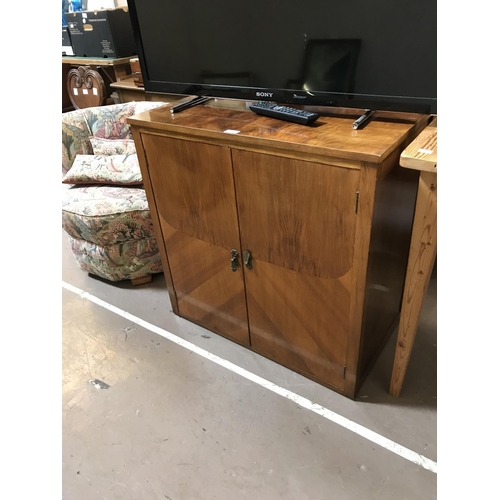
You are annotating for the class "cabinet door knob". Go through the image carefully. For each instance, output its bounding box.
[230,249,239,272]
[243,250,253,269]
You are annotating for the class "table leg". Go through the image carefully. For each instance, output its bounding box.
[389,171,437,397]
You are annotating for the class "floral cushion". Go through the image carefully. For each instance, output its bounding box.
[62,107,94,174]
[62,154,142,186]
[62,185,155,246]
[62,101,166,174]
[85,102,139,140]
[90,137,136,155]
[68,235,163,282]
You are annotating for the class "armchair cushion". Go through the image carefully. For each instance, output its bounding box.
[89,137,136,155]
[62,153,142,186]
[67,235,162,283]
[85,103,140,140]
[62,101,165,174]
[62,185,155,246]
[62,108,94,174]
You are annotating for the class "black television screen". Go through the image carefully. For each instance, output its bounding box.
[128,0,437,114]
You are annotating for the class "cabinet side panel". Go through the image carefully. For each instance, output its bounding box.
[358,163,419,383]
[343,165,377,397]
[131,126,179,313]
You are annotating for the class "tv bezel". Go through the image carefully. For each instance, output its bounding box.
[127,0,435,115]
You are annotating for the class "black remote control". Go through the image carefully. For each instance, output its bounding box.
[249,101,320,125]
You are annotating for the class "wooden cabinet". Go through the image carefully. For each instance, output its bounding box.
[129,100,428,398]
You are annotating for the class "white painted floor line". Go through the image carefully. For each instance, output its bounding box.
[62,281,437,474]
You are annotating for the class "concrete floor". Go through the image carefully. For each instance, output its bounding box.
[62,231,437,500]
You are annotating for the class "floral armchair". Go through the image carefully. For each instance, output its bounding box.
[62,101,166,284]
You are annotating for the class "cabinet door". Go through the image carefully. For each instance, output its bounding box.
[233,150,360,390]
[141,134,250,346]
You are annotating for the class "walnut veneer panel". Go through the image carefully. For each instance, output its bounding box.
[129,103,423,164]
[142,134,240,250]
[163,225,249,344]
[141,134,250,346]
[233,151,359,390]
[245,261,351,391]
[233,150,360,279]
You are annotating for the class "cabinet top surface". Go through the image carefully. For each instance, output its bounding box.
[128,99,428,164]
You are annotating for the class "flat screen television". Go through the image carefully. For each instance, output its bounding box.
[127,0,437,114]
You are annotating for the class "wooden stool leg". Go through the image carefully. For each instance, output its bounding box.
[131,275,153,286]
[389,171,437,397]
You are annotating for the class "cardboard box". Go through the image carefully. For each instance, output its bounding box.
[65,7,136,58]
[62,26,74,56]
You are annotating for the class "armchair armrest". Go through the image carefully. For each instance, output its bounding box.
[62,108,93,175]
[62,101,167,175]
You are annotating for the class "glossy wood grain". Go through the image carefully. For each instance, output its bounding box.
[162,224,250,344]
[141,134,250,346]
[343,164,378,397]
[128,102,429,165]
[233,150,360,278]
[131,127,179,314]
[130,99,426,399]
[233,151,359,390]
[344,126,427,396]
[143,135,241,250]
[358,162,420,390]
[245,261,351,390]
